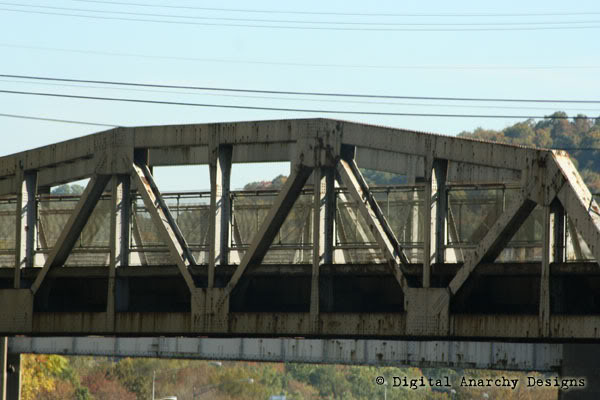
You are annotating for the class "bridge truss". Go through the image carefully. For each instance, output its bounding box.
[0,118,599,340]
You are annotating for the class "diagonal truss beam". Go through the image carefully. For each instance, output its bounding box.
[132,163,196,292]
[337,157,410,291]
[449,190,537,295]
[553,154,600,265]
[30,174,111,294]
[218,164,314,308]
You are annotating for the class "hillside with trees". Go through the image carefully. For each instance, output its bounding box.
[459,112,600,191]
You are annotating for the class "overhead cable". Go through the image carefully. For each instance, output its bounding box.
[1,73,599,104]
[3,43,599,71]
[2,7,600,31]
[2,77,599,112]
[72,0,600,18]
[0,112,119,127]
[3,2,600,26]
[0,88,595,119]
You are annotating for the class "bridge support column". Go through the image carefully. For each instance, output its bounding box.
[559,344,600,399]
[0,338,20,400]
[1,337,5,400]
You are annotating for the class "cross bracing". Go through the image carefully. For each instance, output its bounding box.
[0,118,599,339]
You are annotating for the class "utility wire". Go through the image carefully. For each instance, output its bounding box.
[72,0,600,18]
[4,2,600,26]
[2,73,599,104]
[2,7,600,31]
[3,43,599,71]
[2,78,599,113]
[0,88,594,119]
[0,112,119,127]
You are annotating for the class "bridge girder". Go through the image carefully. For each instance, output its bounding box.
[0,118,599,340]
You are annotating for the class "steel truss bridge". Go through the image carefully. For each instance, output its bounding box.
[1,118,600,398]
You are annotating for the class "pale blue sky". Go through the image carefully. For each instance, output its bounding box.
[1,0,599,190]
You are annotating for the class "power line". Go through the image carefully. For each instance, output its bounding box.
[0,88,594,119]
[72,0,600,18]
[2,73,600,104]
[2,7,600,31]
[4,2,600,26]
[2,77,599,113]
[0,112,119,127]
[3,43,599,71]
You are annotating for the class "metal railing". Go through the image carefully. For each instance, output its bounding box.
[0,185,597,266]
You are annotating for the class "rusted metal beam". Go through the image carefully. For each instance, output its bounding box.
[14,171,37,288]
[107,175,130,329]
[30,174,111,295]
[552,199,566,262]
[449,190,537,296]
[208,145,232,289]
[218,163,314,309]
[553,153,600,265]
[434,160,448,265]
[8,336,564,372]
[337,155,409,291]
[132,163,196,292]
[540,205,551,337]
[13,310,600,339]
[0,337,6,400]
[311,168,324,330]
[342,120,539,171]
[133,162,196,266]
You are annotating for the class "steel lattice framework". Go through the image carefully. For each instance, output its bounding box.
[0,118,599,339]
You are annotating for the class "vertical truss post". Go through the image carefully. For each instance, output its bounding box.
[107,175,131,329]
[551,199,566,262]
[434,160,448,265]
[423,173,432,287]
[14,170,37,288]
[410,188,420,263]
[310,167,336,327]
[424,159,448,288]
[423,160,433,287]
[322,168,335,265]
[311,167,324,329]
[540,204,551,337]
[209,145,232,289]
[322,168,335,311]
[30,174,111,295]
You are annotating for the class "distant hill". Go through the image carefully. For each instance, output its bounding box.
[459,112,600,191]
